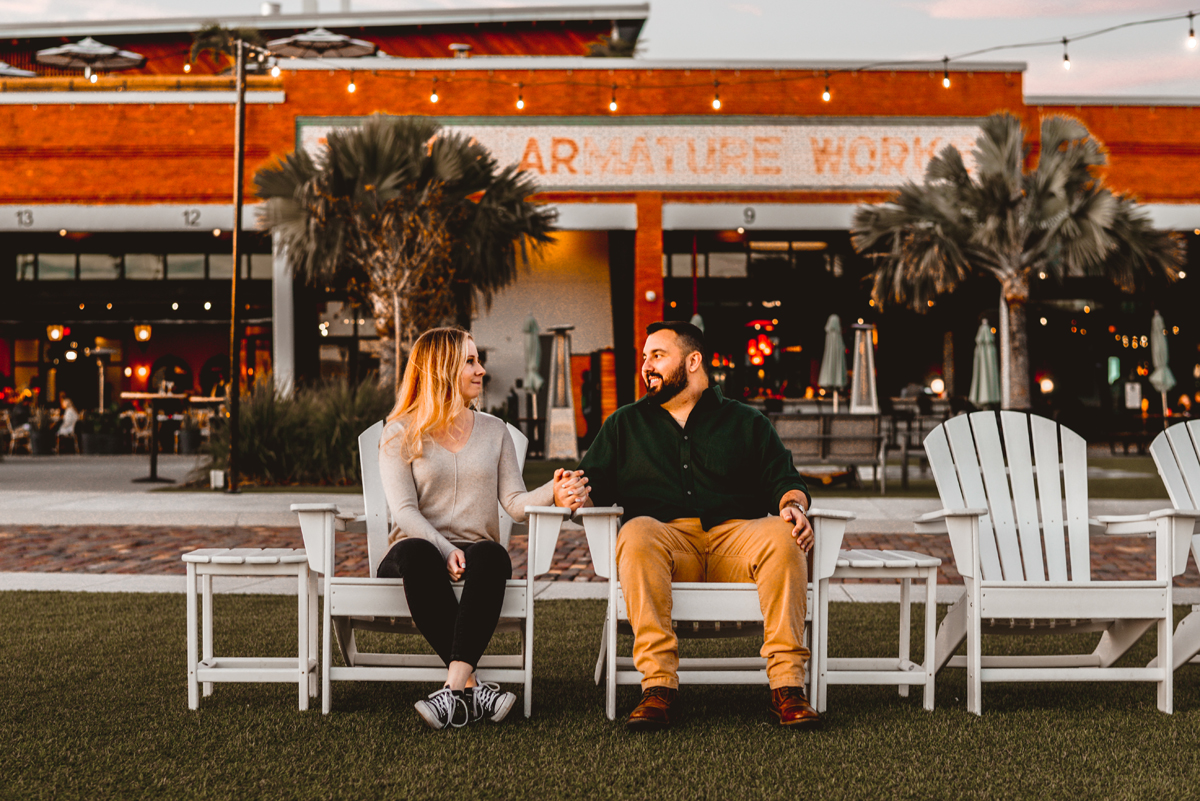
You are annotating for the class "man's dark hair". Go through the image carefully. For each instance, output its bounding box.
[646,321,709,374]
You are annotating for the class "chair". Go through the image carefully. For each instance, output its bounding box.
[918,410,1195,714]
[1145,421,1200,671]
[130,411,152,454]
[579,505,854,720]
[292,416,570,716]
[2,411,29,455]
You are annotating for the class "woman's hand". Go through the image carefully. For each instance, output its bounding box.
[553,468,590,511]
[446,549,466,581]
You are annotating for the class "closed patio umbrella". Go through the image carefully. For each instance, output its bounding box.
[818,314,847,411]
[1150,310,1176,416]
[968,319,1001,407]
[36,37,146,80]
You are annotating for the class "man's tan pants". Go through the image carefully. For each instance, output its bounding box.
[615,515,809,691]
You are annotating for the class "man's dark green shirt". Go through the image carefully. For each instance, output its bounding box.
[578,385,809,529]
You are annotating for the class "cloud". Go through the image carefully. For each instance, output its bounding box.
[729,3,763,15]
[911,0,1181,19]
[1025,50,1200,93]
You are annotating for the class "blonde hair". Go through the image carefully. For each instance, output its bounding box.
[384,327,477,461]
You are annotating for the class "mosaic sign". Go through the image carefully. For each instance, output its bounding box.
[298,118,980,191]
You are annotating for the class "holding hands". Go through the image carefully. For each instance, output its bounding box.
[553,468,591,511]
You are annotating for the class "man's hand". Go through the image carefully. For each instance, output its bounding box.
[781,505,813,552]
[553,468,590,511]
[446,549,466,581]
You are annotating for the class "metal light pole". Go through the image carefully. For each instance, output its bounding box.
[227,39,248,494]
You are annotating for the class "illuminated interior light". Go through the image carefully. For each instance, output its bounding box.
[930,378,945,395]
[1040,317,1048,326]
[822,85,830,102]
[1040,378,1054,394]
[204,301,212,310]
[136,366,148,379]
[59,229,67,237]
[347,72,356,93]
[172,302,179,310]
[183,63,191,73]
[124,367,132,378]
[89,73,98,84]
[65,351,77,361]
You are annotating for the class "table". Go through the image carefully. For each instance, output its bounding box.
[183,547,318,710]
[119,391,189,482]
[817,549,942,712]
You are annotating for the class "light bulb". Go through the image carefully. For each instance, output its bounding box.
[183,63,191,73]
[1063,55,1071,70]
[712,96,721,110]
[516,96,524,110]
[271,65,281,78]
[89,73,98,84]
[430,91,439,103]
[609,99,617,112]
[943,76,950,88]
[347,81,356,93]
[1190,32,1198,49]
[942,57,950,89]
[822,87,830,102]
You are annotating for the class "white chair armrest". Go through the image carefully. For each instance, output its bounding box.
[291,504,343,574]
[576,506,625,581]
[917,507,989,522]
[525,506,572,577]
[810,509,854,581]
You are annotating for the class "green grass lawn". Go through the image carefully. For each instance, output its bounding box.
[6,592,1200,799]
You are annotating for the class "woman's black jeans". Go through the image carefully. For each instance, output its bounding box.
[376,538,513,670]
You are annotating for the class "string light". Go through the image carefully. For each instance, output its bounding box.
[942,56,950,88]
[183,63,191,73]
[1189,12,1197,49]
[347,70,356,93]
[89,73,98,84]
[712,79,721,110]
[270,64,281,78]
[822,71,830,102]
[1062,37,1071,70]
[516,82,524,110]
[430,76,439,103]
[609,83,618,112]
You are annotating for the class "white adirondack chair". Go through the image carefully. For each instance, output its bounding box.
[1146,420,1200,670]
[919,411,1195,714]
[292,416,570,716]
[578,506,854,720]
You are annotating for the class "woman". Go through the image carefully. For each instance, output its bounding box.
[378,327,585,730]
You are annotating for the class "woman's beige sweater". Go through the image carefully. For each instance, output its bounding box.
[378,411,555,562]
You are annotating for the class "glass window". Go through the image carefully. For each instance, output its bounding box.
[670,253,704,278]
[79,254,122,280]
[16,254,35,281]
[125,254,164,280]
[248,254,273,280]
[208,254,232,280]
[167,254,205,280]
[707,252,747,278]
[38,254,76,280]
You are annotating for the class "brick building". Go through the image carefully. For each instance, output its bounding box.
[1,3,1197,435]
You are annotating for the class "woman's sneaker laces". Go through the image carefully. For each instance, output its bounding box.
[414,686,469,730]
[466,682,517,723]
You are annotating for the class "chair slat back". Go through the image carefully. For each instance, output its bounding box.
[773,415,823,459]
[926,414,1004,580]
[500,422,530,549]
[1030,414,1069,581]
[358,421,389,578]
[1059,423,1091,581]
[998,412,1046,581]
[968,412,1025,581]
[1149,421,1200,511]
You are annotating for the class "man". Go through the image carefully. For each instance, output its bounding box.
[556,321,815,732]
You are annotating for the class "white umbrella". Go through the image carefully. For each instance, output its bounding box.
[0,61,36,78]
[1150,310,1176,416]
[267,28,377,59]
[523,315,544,395]
[36,37,146,80]
[818,314,847,412]
[969,319,1001,407]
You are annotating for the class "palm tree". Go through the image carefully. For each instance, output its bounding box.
[852,113,1182,409]
[255,114,557,389]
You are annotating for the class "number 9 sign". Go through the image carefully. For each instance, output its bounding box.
[743,207,756,225]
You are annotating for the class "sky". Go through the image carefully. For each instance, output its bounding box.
[3,0,1198,96]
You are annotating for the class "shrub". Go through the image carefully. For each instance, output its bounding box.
[200,377,393,486]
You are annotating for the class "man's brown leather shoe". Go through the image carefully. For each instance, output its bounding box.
[770,686,820,728]
[626,686,677,732]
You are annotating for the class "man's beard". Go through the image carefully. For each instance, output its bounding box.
[644,362,689,404]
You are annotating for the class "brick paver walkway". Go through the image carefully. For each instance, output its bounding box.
[1,525,1193,586]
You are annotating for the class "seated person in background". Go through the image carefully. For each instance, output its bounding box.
[564,321,816,732]
[57,397,80,451]
[377,327,582,730]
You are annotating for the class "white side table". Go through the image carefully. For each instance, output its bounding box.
[183,547,318,710]
[817,549,942,712]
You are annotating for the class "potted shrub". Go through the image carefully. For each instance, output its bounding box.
[77,411,97,454]
[29,407,54,455]
[93,409,121,454]
[179,411,202,455]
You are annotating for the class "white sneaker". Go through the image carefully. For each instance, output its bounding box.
[414,687,469,730]
[466,681,517,723]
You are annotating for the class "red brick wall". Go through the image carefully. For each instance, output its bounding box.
[633,192,663,399]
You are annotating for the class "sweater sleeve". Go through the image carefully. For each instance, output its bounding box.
[378,424,460,562]
[497,426,555,522]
